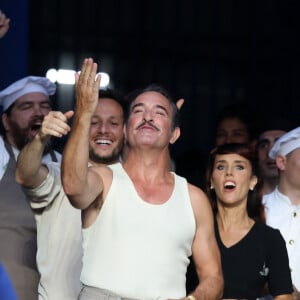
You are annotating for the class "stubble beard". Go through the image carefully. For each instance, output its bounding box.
[89,142,123,165]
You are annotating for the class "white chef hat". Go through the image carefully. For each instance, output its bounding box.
[0,76,56,112]
[269,126,300,159]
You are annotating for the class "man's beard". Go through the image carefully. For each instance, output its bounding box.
[89,143,123,165]
[8,120,52,154]
[10,127,29,150]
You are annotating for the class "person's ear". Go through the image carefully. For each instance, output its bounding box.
[250,175,258,191]
[170,127,180,144]
[2,113,9,131]
[123,124,127,141]
[250,139,257,152]
[276,155,286,171]
[176,98,184,110]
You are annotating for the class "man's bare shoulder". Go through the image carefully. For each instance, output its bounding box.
[187,182,209,202]
[88,164,112,175]
[88,163,115,189]
[187,182,213,222]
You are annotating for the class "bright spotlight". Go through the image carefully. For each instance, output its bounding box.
[46,69,57,83]
[46,69,110,88]
[98,72,110,88]
[57,69,76,84]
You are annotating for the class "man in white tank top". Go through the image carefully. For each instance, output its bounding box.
[62,58,224,300]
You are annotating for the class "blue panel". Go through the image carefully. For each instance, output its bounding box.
[0,0,28,89]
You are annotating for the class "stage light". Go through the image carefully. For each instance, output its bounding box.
[46,69,110,88]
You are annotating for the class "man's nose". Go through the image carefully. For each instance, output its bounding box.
[97,122,108,133]
[143,110,153,122]
[33,106,44,116]
[225,135,233,144]
[33,105,50,116]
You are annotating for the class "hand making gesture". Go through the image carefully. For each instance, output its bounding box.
[75,58,101,116]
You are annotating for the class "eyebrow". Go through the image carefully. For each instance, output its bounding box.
[156,104,169,115]
[91,115,121,121]
[215,159,247,164]
[131,103,143,111]
[131,102,169,115]
[18,99,50,105]
[257,138,270,144]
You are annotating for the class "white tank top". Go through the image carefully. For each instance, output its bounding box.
[81,163,196,300]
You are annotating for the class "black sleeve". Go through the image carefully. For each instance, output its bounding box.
[266,227,293,296]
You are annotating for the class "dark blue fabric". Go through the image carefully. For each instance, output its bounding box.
[0,0,29,90]
[0,263,18,300]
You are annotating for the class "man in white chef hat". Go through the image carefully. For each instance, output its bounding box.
[0,76,57,156]
[263,126,300,298]
[0,76,60,300]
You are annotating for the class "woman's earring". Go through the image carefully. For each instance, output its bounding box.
[210,185,214,190]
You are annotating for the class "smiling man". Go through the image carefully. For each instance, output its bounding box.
[62,58,223,300]
[15,88,126,299]
[0,76,58,300]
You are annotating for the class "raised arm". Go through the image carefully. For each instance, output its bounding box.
[16,110,73,188]
[61,58,103,209]
[188,185,224,300]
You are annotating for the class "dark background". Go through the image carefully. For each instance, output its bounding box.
[1,0,299,160]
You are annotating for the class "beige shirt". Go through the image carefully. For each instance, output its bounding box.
[0,136,61,180]
[24,162,82,300]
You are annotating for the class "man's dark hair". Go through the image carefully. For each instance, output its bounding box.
[124,83,180,130]
[215,102,257,142]
[99,88,127,118]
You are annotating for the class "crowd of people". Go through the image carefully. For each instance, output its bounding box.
[1,10,299,300]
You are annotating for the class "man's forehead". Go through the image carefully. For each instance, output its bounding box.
[16,92,50,103]
[92,110,123,120]
[99,97,120,105]
[133,93,171,110]
[291,147,300,155]
[259,130,286,141]
[135,91,168,102]
[96,98,124,115]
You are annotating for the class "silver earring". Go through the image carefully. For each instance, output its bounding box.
[210,185,214,189]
